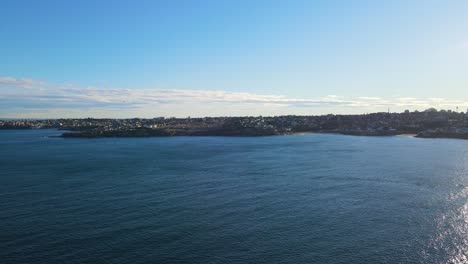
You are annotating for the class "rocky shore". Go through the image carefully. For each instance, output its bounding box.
[61,127,282,138]
[415,130,468,140]
[61,127,468,139]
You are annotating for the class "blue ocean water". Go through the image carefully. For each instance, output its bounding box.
[0,129,467,264]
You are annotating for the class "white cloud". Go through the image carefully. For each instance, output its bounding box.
[1,76,467,117]
[358,97,381,100]
[0,77,47,89]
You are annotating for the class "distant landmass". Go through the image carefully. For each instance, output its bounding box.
[1,109,467,139]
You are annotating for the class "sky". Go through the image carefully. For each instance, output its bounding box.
[1,0,468,118]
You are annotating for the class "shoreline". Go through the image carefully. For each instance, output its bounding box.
[3,111,467,141]
[287,131,315,136]
[56,129,468,140]
[396,134,417,137]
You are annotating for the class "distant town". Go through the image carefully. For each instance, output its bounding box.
[1,108,468,139]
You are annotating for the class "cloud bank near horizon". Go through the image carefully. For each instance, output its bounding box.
[1,76,467,118]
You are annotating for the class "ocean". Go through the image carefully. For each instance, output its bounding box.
[1,129,467,263]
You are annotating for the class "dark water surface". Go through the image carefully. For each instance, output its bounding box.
[1,130,467,264]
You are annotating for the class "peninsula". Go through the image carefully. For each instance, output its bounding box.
[1,109,468,140]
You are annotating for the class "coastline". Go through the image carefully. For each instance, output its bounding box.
[397,134,417,137]
[57,129,468,140]
[287,132,315,136]
[3,111,467,140]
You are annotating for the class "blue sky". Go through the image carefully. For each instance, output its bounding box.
[1,0,468,117]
